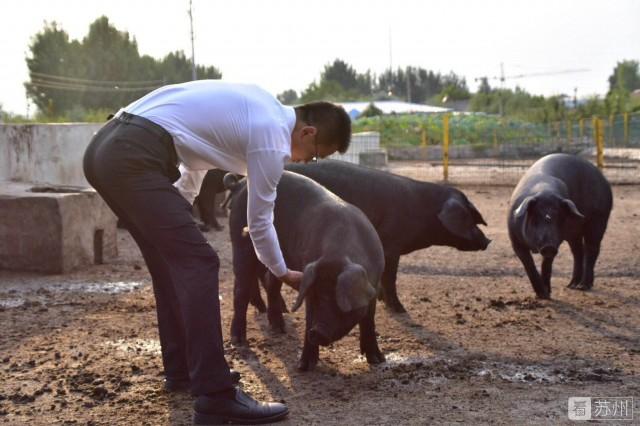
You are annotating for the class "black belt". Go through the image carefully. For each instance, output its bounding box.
[115,111,173,143]
[115,111,178,166]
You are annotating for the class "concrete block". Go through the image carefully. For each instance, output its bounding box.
[359,149,388,168]
[0,181,117,274]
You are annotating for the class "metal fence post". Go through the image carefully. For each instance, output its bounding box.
[443,114,450,181]
[596,118,605,169]
[609,114,614,145]
[624,112,629,145]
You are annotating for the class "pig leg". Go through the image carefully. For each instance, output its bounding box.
[298,308,320,371]
[230,244,258,345]
[380,255,405,313]
[231,276,253,345]
[208,214,223,231]
[567,238,584,289]
[264,274,286,333]
[576,224,605,290]
[512,242,547,298]
[359,302,385,364]
[248,278,267,313]
[540,256,554,298]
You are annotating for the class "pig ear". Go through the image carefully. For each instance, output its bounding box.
[562,199,585,220]
[514,196,536,219]
[467,200,488,226]
[438,198,474,240]
[335,264,376,313]
[291,261,318,312]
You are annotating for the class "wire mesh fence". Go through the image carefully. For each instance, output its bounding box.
[347,112,640,185]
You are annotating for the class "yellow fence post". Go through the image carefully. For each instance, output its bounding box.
[596,118,604,169]
[443,114,450,181]
[624,112,629,145]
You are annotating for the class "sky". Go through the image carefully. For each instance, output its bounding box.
[1,0,638,115]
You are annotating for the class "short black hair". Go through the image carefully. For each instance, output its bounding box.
[294,102,351,154]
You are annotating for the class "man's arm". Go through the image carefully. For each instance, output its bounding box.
[174,165,207,204]
[245,150,289,278]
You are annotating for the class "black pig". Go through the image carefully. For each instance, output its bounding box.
[286,160,490,313]
[193,169,228,231]
[226,171,385,371]
[508,153,613,298]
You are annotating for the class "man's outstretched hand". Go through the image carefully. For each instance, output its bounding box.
[279,269,303,290]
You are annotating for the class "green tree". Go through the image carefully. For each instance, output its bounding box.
[25,16,222,118]
[80,16,147,110]
[321,59,359,92]
[277,89,299,105]
[608,60,640,93]
[25,22,85,115]
[605,60,640,114]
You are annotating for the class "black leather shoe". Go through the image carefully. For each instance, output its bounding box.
[164,369,241,393]
[193,388,289,425]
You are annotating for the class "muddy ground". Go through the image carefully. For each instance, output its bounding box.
[1,171,639,425]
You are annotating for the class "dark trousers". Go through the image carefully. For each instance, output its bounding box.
[83,114,233,395]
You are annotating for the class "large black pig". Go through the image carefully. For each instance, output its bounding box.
[508,153,613,299]
[193,169,228,231]
[226,171,385,371]
[286,160,491,313]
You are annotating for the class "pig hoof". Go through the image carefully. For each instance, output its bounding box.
[366,351,386,364]
[297,358,318,371]
[567,281,579,289]
[230,334,247,346]
[384,300,407,314]
[535,292,551,300]
[268,315,286,334]
[574,282,593,291]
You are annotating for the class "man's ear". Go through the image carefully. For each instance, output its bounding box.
[291,261,318,312]
[301,125,317,137]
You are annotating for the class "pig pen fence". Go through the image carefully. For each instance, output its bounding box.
[351,112,640,185]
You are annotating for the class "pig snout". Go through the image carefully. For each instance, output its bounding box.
[479,235,491,250]
[540,245,558,258]
[459,229,491,251]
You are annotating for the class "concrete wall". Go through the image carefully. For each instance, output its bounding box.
[0,123,101,187]
[0,182,117,273]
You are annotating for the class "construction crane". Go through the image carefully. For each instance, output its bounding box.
[474,63,590,115]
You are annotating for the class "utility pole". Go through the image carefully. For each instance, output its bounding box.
[406,66,411,102]
[388,27,393,73]
[499,62,505,116]
[189,0,197,81]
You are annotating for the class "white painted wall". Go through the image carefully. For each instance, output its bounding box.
[0,123,101,187]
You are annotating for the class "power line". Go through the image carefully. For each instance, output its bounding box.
[26,80,160,93]
[28,71,164,86]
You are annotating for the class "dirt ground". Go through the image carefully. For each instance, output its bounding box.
[1,170,639,425]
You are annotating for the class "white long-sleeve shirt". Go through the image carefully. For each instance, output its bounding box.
[120,80,295,277]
